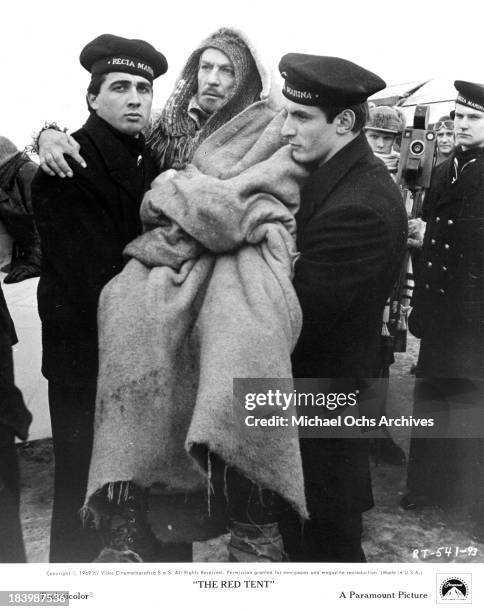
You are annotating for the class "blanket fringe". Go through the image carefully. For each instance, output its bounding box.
[381,300,391,336]
[206,452,214,517]
[223,464,229,502]
[397,305,412,331]
[106,481,131,505]
[79,504,105,530]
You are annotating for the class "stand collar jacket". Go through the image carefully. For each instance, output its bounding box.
[80,113,154,204]
[296,133,373,233]
[33,113,157,382]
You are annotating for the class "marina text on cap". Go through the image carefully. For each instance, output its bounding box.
[279,54,386,107]
[80,34,168,83]
[454,80,484,114]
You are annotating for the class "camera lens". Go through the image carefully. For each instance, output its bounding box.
[410,140,425,155]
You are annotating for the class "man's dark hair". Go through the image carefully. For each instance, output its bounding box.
[86,73,108,112]
[319,102,369,133]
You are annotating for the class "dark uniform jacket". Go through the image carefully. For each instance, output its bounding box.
[32,113,157,383]
[413,146,484,379]
[293,133,407,380]
[290,133,407,522]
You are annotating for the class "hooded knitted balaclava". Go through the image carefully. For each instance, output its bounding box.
[148,28,263,171]
[0,136,19,170]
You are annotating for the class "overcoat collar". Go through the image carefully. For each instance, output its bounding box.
[296,132,371,227]
[82,113,147,202]
[433,148,484,211]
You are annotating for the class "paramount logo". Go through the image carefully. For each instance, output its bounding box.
[437,574,471,604]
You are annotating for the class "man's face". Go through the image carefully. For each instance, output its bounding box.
[365,129,396,155]
[454,102,484,150]
[436,128,455,155]
[88,72,153,136]
[196,48,236,114]
[281,100,339,165]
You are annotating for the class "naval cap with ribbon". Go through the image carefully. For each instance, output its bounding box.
[454,80,484,114]
[80,34,168,83]
[279,53,386,107]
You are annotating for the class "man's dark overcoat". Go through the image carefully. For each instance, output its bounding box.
[283,133,407,560]
[405,146,484,513]
[413,147,484,379]
[32,113,157,383]
[32,112,157,562]
[292,133,407,380]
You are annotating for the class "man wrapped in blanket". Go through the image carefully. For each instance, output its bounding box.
[37,28,308,562]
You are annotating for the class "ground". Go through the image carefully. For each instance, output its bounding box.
[17,335,484,564]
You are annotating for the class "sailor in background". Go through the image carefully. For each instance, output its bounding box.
[403,81,484,543]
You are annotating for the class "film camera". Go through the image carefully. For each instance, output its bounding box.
[396,105,436,190]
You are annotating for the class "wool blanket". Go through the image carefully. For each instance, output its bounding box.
[85,102,309,518]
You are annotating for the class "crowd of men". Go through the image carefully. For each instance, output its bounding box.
[1,28,483,563]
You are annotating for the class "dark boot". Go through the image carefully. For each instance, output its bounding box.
[92,483,193,562]
[95,483,160,562]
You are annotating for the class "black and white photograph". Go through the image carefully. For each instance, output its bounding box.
[1,0,483,608]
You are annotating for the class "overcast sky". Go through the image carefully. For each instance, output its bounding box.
[2,0,483,148]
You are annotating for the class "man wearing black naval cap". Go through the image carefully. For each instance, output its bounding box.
[277,54,407,561]
[31,34,167,562]
[34,28,279,563]
[402,80,484,540]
